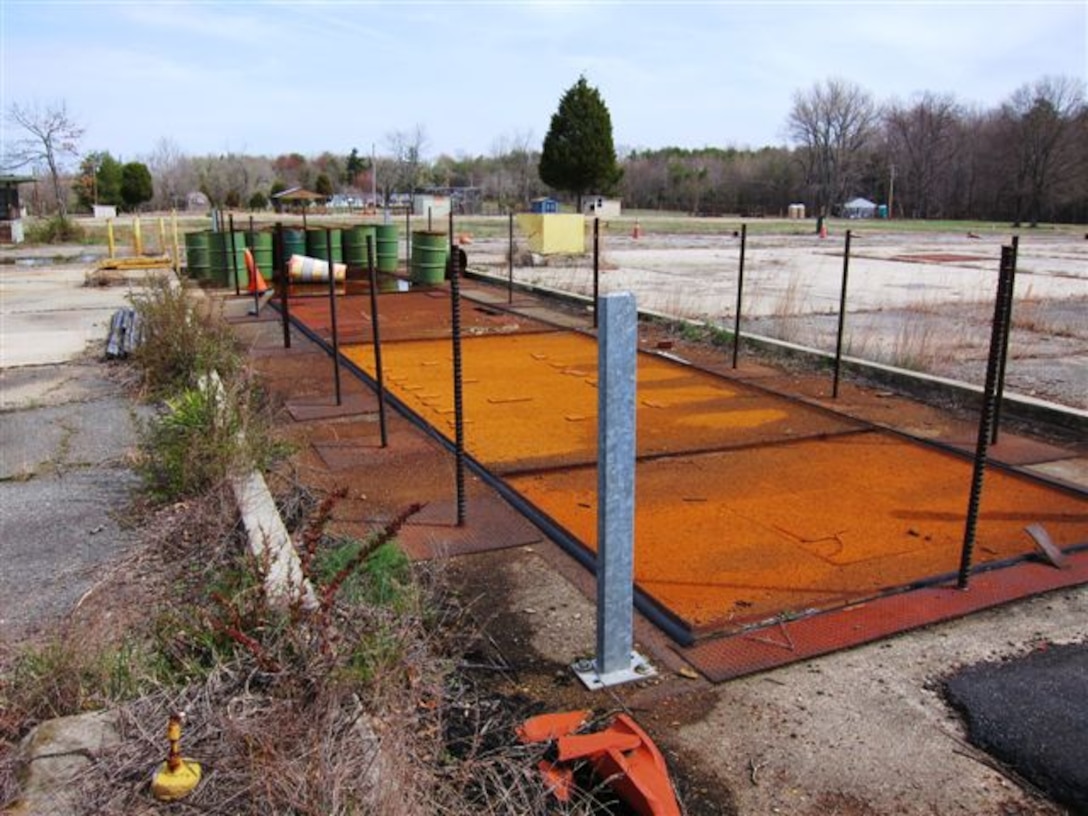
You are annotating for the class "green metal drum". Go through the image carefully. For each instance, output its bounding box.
[410,231,450,284]
[183,230,210,280]
[208,231,248,288]
[343,224,378,268]
[283,228,306,264]
[306,228,342,263]
[375,224,399,273]
[246,230,274,281]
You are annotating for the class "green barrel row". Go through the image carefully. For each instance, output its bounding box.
[183,224,402,286]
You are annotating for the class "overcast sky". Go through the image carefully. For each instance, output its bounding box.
[2,1,1085,165]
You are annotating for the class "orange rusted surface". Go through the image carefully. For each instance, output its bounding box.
[285,288,549,344]
[289,296,1088,639]
[343,332,859,474]
[508,434,1088,630]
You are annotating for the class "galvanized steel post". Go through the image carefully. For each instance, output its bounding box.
[596,292,637,675]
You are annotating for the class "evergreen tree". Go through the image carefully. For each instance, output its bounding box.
[539,76,621,210]
[120,161,153,211]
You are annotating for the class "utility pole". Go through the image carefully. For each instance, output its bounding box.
[888,163,896,220]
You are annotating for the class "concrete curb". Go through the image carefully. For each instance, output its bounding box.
[230,470,317,610]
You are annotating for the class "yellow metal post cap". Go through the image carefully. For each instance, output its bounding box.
[151,758,202,801]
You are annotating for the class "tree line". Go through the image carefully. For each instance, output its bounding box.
[4,74,1085,225]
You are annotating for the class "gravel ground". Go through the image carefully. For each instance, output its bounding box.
[469,229,1088,411]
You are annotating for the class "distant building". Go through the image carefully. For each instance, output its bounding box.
[841,197,877,219]
[414,194,451,219]
[584,196,621,218]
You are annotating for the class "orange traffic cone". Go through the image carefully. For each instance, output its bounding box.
[245,249,269,294]
[632,220,643,239]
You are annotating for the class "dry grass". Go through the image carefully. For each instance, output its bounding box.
[1,479,618,815]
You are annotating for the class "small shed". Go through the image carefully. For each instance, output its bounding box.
[584,196,621,218]
[0,175,34,244]
[414,194,451,219]
[273,187,325,211]
[530,197,559,214]
[842,197,877,219]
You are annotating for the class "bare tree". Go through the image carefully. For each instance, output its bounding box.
[1001,75,1086,226]
[385,125,429,207]
[146,137,195,210]
[489,130,538,210]
[883,92,962,218]
[4,100,85,216]
[787,78,878,224]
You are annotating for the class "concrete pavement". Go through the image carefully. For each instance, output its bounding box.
[0,246,156,638]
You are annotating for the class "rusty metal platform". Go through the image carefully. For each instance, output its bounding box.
[398,496,544,560]
[275,285,1088,678]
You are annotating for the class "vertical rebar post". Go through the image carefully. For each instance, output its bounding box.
[326,230,342,406]
[592,218,600,329]
[832,229,852,398]
[405,208,411,269]
[991,235,1019,444]
[228,213,240,296]
[958,245,1016,588]
[450,248,467,526]
[507,210,514,304]
[275,222,291,349]
[732,224,747,369]
[366,236,388,447]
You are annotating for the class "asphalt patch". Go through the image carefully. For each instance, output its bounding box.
[945,642,1088,812]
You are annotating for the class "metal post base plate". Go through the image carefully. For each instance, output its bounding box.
[572,651,657,691]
